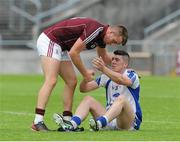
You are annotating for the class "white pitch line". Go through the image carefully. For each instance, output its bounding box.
[0,110,34,116]
[143,95,180,99]
[0,111,180,125]
[143,120,180,124]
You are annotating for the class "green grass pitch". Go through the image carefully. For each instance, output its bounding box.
[0,75,180,141]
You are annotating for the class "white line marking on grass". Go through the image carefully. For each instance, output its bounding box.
[144,120,180,124]
[143,96,180,99]
[0,111,34,116]
[1,111,180,125]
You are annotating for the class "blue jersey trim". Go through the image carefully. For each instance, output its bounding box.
[105,79,111,107]
[127,70,136,84]
[127,86,142,122]
[95,77,101,86]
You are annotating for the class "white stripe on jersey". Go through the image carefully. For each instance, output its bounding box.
[84,27,104,44]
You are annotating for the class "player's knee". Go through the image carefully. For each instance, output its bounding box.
[83,96,95,104]
[45,77,57,88]
[66,77,77,88]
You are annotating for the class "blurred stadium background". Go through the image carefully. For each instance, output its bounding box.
[0,0,180,76]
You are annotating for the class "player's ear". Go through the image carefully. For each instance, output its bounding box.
[124,62,128,68]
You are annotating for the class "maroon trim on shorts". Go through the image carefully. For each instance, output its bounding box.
[47,40,54,57]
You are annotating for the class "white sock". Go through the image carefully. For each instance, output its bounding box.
[63,116,71,121]
[34,114,43,124]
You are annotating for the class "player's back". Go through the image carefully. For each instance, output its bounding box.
[43,17,106,50]
[44,17,104,37]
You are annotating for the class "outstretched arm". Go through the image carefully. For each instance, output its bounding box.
[69,38,94,82]
[80,79,99,93]
[92,57,132,86]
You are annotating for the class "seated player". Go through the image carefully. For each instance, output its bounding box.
[53,50,142,131]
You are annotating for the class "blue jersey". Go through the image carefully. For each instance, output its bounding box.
[95,69,142,124]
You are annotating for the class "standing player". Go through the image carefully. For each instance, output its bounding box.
[53,50,142,131]
[31,17,128,131]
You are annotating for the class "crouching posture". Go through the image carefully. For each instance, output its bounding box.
[53,50,142,131]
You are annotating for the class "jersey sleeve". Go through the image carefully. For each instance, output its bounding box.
[96,37,106,48]
[95,74,109,87]
[125,70,140,89]
[80,23,104,45]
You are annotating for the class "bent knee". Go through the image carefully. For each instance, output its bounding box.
[45,77,57,87]
[83,96,95,104]
[66,77,77,88]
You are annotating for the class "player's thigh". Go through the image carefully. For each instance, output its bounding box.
[88,97,106,118]
[116,99,135,129]
[37,33,62,61]
[59,61,77,84]
[40,56,61,80]
[37,33,62,80]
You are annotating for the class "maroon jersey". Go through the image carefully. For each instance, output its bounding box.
[43,17,108,51]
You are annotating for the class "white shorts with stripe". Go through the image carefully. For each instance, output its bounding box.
[104,119,135,131]
[37,33,71,61]
[103,116,140,131]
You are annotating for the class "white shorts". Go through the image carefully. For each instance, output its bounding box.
[37,33,71,61]
[104,118,137,131]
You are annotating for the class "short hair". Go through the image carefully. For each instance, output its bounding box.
[113,50,130,65]
[117,25,128,46]
[113,25,128,46]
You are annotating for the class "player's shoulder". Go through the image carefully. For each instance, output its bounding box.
[125,68,138,75]
[124,69,139,80]
[124,69,140,88]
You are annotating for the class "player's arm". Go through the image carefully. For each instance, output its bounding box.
[80,79,99,93]
[96,46,112,65]
[102,66,132,86]
[69,38,94,82]
[92,57,132,86]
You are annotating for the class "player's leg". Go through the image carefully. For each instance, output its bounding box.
[75,95,106,119]
[71,96,106,130]
[59,59,77,121]
[37,56,60,109]
[94,95,135,130]
[107,95,135,130]
[32,56,61,131]
[32,33,61,131]
[54,95,106,130]
[115,97,135,130]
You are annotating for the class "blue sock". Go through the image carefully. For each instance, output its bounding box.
[71,116,81,128]
[96,116,108,127]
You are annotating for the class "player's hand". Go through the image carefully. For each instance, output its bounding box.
[92,57,105,72]
[83,69,95,82]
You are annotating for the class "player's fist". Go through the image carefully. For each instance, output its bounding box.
[83,69,95,82]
